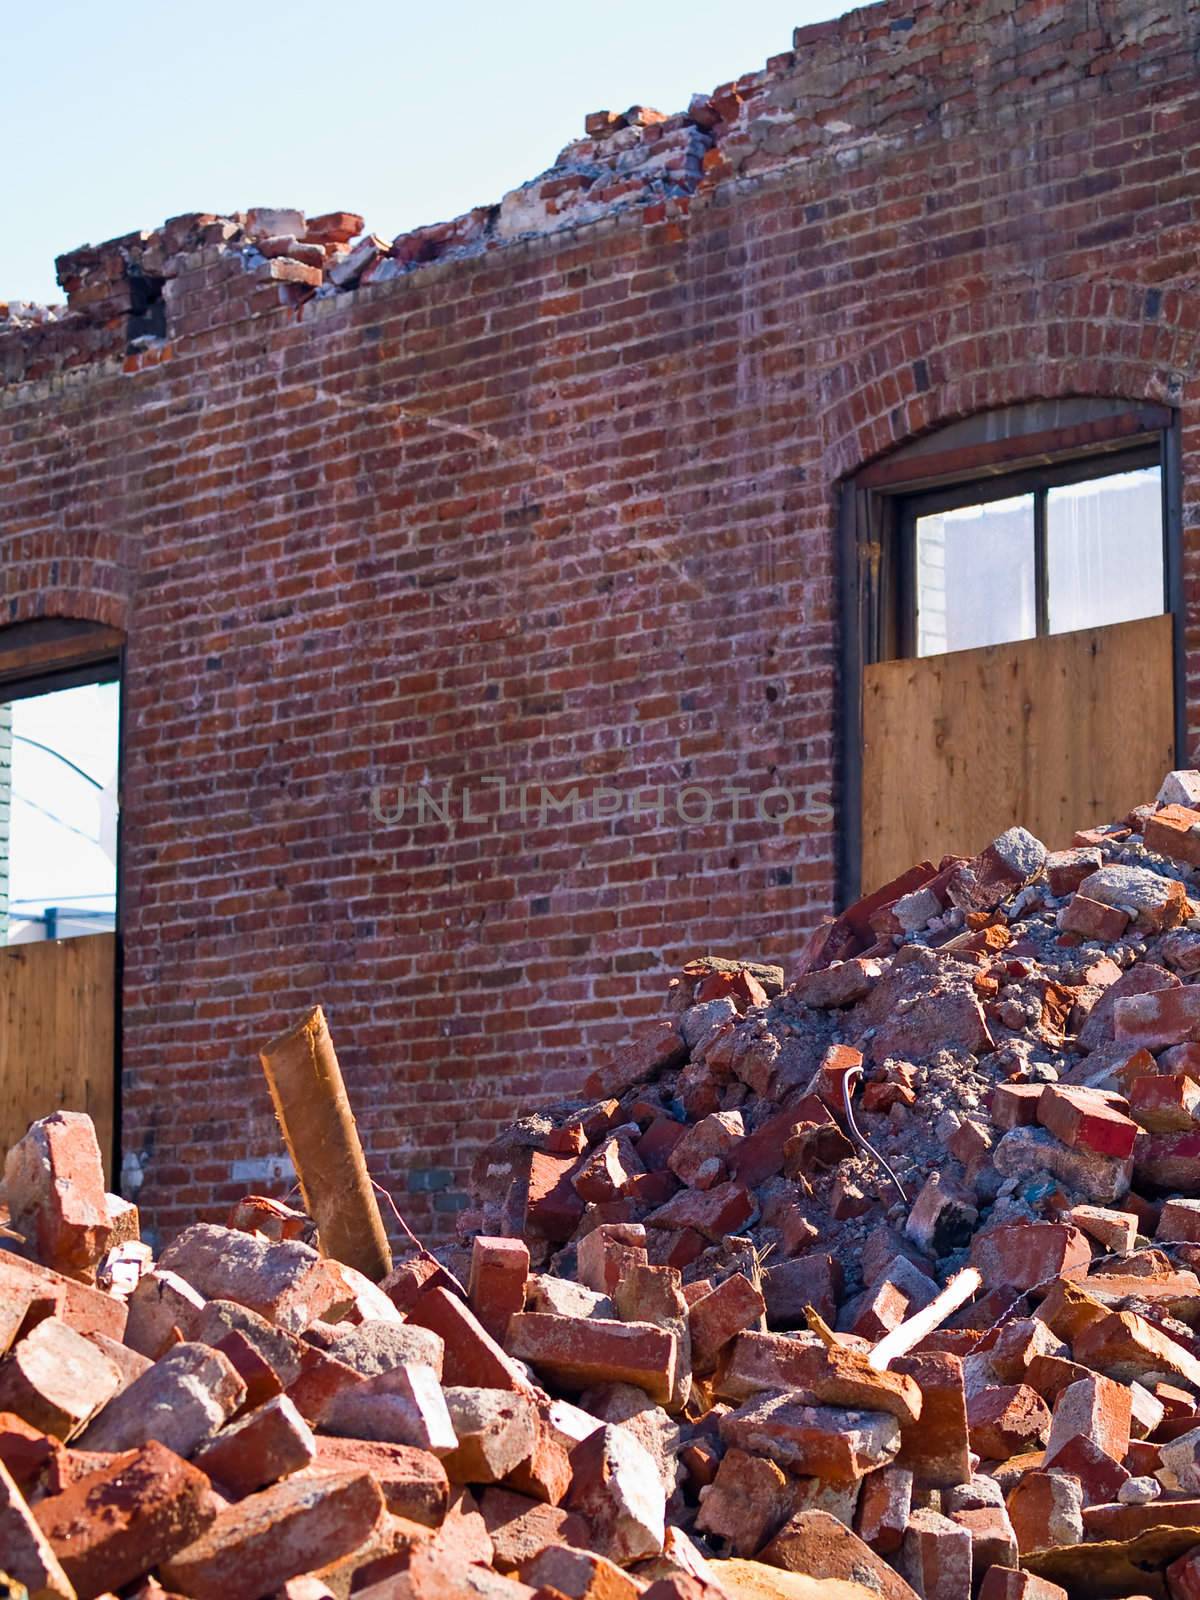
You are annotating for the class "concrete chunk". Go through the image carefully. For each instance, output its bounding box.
[157,1224,338,1332]
[567,1423,665,1565]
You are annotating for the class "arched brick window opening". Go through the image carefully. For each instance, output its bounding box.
[837,399,1184,904]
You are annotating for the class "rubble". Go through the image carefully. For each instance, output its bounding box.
[15,776,1200,1592]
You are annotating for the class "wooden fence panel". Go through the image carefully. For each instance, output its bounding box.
[861,614,1175,894]
[0,933,115,1180]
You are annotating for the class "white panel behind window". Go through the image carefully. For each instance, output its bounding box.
[1047,466,1163,635]
[916,494,1036,657]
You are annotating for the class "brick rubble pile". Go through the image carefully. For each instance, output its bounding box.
[16,778,1200,1596]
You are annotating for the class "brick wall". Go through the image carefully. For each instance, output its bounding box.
[2,0,1199,1242]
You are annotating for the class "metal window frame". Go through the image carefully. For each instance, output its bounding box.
[837,403,1183,910]
[895,442,1163,659]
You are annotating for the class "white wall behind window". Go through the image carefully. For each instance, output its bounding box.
[6,682,119,935]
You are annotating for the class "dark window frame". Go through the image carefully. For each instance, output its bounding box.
[836,399,1184,908]
[895,441,1164,658]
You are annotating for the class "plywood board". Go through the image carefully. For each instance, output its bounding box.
[0,933,115,1181]
[861,614,1175,894]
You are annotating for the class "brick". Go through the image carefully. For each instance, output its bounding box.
[986,1318,1069,1385]
[1066,1204,1138,1253]
[1046,849,1103,896]
[900,1508,973,1600]
[584,1021,687,1100]
[855,1464,913,1555]
[1005,1470,1084,1554]
[321,1360,457,1453]
[686,1273,763,1373]
[1044,1374,1131,1468]
[967,1384,1051,1460]
[0,1258,61,1356]
[643,1182,756,1243]
[479,1486,591,1572]
[1078,865,1190,933]
[714,1331,920,1425]
[1144,803,1200,865]
[1130,1071,1200,1130]
[193,1395,315,1495]
[949,1502,1018,1585]
[407,1287,530,1392]
[77,1342,245,1455]
[1037,1085,1140,1158]
[0,1411,62,1489]
[506,1413,572,1506]
[1073,1308,1200,1390]
[123,1269,207,1358]
[566,1424,665,1565]
[893,1353,971,1489]
[576,1224,648,1297]
[667,1112,743,1189]
[468,1238,530,1344]
[4,1112,112,1280]
[760,1508,918,1598]
[0,1320,121,1439]
[191,1299,304,1389]
[0,1456,74,1600]
[1061,891,1131,940]
[311,1437,448,1524]
[991,1084,1046,1129]
[441,1388,538,1483]
[1155,1423,1200,1494]
[1168,1547,1200,1600]
[1159,1197,1200,1242]
[970,1222,1092,1293]
[1115,986,1200,1050]
[32,1440,215,1595]
[905,1175,978,1256]
[520,1544,640,1599]
[1040,1432,1128,1504]
[760,1253,842,1327]
[573,1132,645,1203]
[1134,1128,1200,1188]
[506,1313,676,1405]
[978,1571,1067,1600]
[693,1447,794,1557]
[160,1471,385,1598]
[719,1393,899,1485]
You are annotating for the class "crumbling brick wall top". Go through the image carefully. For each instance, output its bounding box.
[3,0,1196,390]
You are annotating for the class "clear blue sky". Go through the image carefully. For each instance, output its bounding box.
[4,0,848,307]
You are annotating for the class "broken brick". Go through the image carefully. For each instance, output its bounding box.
[506,1313,677,1406]
[468,1237,530,1345]
[32,1439,216,1595]
[160,1471,385,1598]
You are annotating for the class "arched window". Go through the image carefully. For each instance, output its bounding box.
[838,399,1182,901]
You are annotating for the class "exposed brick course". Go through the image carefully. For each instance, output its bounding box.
[4,0,1200,1237]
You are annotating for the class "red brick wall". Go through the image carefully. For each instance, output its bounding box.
[2,0,1199,1241]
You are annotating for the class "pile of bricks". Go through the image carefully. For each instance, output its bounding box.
[456,767,1200,1599]
[19,773,1200,1596]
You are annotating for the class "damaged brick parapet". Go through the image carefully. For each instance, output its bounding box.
[4,0,1197,390]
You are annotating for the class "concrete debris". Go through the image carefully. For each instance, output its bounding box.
[14,776,1200,1591]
